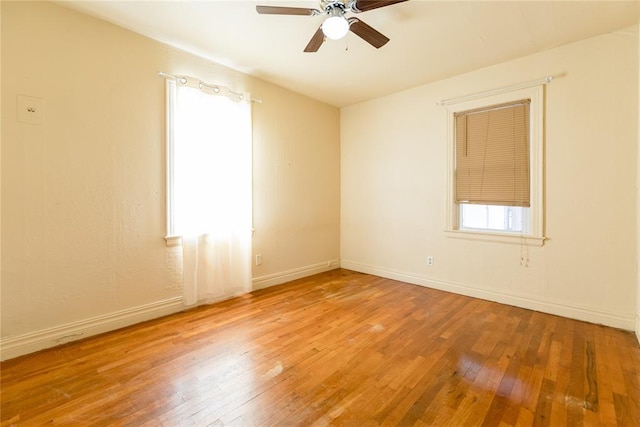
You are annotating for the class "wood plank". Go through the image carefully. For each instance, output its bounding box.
[2,269,640,425]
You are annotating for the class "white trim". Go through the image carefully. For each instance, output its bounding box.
[444,230,545,247]
[164,235,182,247]
[341,259,635,331]
[252,259,340,290]
[166,79,176,239]
[438,76,552,106]
[636,314,640,345]
[0,297,183,361]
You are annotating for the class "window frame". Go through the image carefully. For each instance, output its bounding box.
[162,78,253,247]
[165,79,180,247]
[444,85,545,246]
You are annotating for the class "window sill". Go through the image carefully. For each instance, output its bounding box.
[445,229,546,247]
[165,228,255,247]
[164,235,182,247]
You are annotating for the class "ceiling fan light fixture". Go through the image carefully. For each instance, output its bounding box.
[322,9,349,40]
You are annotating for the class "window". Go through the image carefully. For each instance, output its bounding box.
[164,77,252,246]
[445,85,544,246]
[164,75,253,305]
[460,204,529,233]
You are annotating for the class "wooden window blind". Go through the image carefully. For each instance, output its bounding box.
[455,99,530,207]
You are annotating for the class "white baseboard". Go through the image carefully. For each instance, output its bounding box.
[0,296,184,361]
[636,314,640,346]
[1,260,340,361]
[252,259,340,291]
[6,263,632,360]
[341,259,635,331]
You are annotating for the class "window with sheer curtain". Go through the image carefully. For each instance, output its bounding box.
[165,77,252,306]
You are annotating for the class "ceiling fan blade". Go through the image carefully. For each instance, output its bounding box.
[304,26,325,52]
[256,5,317,16]
[349,19,390,48]
[352,0,408,13]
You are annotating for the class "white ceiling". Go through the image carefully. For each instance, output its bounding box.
[59,1,639,107]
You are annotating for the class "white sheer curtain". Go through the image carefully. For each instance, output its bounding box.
[170,79,252,306]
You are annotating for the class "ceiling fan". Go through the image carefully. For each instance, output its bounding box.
[256,0,408,52]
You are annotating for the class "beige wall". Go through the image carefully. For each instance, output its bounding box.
[342,26,639,330]
[0,3,3,344]
[637,11,640,343]
[1,1,340,358]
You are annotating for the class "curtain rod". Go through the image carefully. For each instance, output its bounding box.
[158,72,262,104]
[437,76,553,106]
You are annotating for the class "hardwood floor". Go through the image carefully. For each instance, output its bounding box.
[2,269,640,426]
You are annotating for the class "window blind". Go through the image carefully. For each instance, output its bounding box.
[455,100,530,207]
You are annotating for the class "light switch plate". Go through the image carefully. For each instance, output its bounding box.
[17,95,44,125]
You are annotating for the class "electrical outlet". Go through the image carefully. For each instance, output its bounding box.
[427,256,434,266]
[255,254,263,266]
